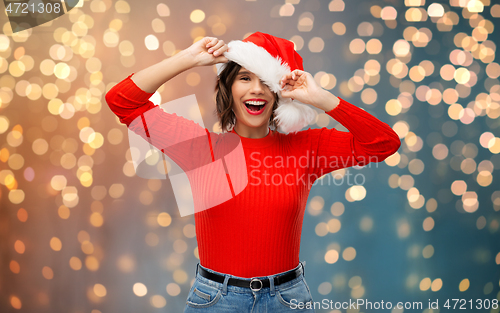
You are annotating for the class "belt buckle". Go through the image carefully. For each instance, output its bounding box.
[250,278,263,291]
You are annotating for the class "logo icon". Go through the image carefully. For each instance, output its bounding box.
[3,0,82,33]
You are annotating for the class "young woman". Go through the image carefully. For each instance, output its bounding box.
[105,33,401,313]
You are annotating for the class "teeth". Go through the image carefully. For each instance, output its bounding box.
[244,101,266,105]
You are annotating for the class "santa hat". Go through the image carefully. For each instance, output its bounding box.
[215,32,317,134]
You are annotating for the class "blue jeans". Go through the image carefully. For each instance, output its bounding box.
[183,262,315,313]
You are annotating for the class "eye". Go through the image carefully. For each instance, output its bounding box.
[240,76,250,81]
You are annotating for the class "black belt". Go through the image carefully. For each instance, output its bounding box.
[197,264,303,291]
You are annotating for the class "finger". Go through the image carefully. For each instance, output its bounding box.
[280,73,293,85]
[210,40,226,55]
[214,44,228,56]
[292,70,305,79]
[207,41,219,53]
[293,69,305,79]
[281,82,293,92]
[280,76,286,87]
[211,40,225,50]
[280,78,291,88]
[206,37,217,48]
[215,55,229,63]
[281,77,297,88]
[207,39,219,53]
[291,72,301,81]
[288,72,298,80]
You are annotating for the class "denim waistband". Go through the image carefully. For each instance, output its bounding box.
[194,262,306,295]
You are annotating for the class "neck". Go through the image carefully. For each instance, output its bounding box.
[233,123,270,139]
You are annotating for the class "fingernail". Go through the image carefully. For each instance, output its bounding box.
[208,48,213,53]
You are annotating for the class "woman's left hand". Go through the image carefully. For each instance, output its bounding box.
[280,69,324,108]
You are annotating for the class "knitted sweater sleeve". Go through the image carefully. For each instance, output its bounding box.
[307,97,401,178]
[104,74,209,171]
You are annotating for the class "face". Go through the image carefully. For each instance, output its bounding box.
[231,67,275,129]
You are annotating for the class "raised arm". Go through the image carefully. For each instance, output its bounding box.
[105,37,229,126]
[104,37,230,171]
[280,69,401,179]
[308,97,401,179]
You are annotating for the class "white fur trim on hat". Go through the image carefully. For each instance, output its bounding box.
[216,40,317,134]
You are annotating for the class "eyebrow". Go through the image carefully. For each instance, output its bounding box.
[237,71,253,76]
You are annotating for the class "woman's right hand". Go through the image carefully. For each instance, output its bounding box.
[184,37,229,67]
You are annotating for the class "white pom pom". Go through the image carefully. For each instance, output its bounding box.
[273,99,317,134]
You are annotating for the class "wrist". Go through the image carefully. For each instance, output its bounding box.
[312,89,339,112]
[175,49,199,69]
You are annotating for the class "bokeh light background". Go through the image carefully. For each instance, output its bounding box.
[1,0,500,312]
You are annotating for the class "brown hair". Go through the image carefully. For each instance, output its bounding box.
[214,61,279,132]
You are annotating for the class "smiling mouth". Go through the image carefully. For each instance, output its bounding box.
[244,103,266,112]
[245,104,265,112]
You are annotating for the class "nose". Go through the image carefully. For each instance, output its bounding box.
[250,79,266,94]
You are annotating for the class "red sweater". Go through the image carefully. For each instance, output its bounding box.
[105,74,401,278]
